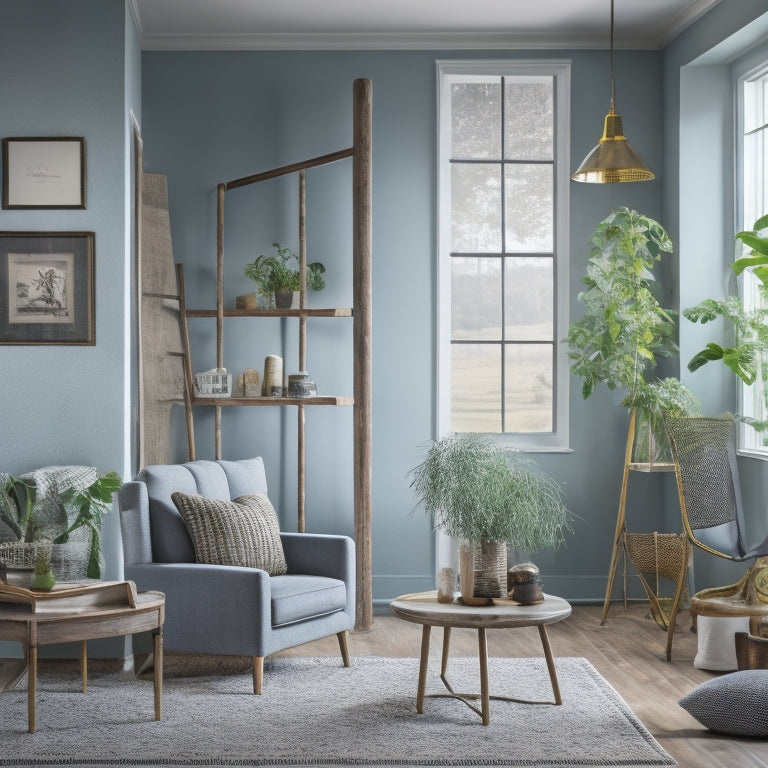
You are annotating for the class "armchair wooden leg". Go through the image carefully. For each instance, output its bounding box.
[337,631,351,667]
[253,656,264,695]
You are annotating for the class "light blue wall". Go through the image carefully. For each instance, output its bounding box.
[0,0,140,657]
[663,2,768,590]
[0,0,132,479]
[142,48,666,606]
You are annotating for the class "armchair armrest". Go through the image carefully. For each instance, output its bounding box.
[125,562,272,656]
[280,533,354,582]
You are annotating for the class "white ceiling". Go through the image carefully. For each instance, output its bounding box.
[130,0,721,51]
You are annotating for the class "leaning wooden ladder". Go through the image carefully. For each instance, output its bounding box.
[600,409,690,660]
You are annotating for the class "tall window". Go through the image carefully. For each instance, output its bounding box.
[737,60,768,454]
[437,61,570,450]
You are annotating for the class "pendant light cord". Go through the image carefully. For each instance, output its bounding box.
[610,0,616,112]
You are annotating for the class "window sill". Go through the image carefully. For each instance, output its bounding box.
[737,447,768,461]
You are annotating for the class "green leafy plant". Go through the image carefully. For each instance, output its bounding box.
[409,433,571,554]
[684,213,768,433]
[566,208,680,408]
[0,471,122,578]
[244,243,325,294]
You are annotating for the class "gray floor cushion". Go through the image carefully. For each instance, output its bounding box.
[679,670,768,737]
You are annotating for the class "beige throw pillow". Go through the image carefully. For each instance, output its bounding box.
[171,492,287,575]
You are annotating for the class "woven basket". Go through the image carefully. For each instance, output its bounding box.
[0,528,95,584]
[460,541,508,601]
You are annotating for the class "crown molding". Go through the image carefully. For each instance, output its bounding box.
[139,31,655,52]
[657,0,721,48]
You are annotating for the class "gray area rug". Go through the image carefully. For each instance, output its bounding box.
[0,656,675,768]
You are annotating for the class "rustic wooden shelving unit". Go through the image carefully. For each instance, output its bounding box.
[177,78,373,631]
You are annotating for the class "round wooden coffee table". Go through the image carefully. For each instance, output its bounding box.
[390,590,571,725]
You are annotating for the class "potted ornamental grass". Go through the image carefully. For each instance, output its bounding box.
[410,433,571,603]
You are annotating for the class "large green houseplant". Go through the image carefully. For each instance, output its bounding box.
[566,207,698,462]
[0,468,121,580]
[684,213,768,437]
[410,433,570,602]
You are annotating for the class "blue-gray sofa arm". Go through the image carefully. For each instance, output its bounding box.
[281,533,355,615]
[125,561,272,655]
[281,533,354,581]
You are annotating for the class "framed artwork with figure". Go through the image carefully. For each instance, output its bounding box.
[0,232,94,345]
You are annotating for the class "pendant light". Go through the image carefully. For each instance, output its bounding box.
[571,0,654,183]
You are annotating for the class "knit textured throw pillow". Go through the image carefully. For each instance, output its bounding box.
[171,492,287,576]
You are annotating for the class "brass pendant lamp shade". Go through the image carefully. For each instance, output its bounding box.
[571,0,654,183]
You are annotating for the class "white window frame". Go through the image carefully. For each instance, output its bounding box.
[436,60,570,451]
[735,56,768,458]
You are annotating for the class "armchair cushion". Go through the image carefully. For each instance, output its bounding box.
[171,492,287,576]
[270,575,347,627]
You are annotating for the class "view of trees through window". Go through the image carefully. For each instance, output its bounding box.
[447,74,556,434]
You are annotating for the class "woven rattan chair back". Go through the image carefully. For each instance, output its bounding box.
[665,416,747,560]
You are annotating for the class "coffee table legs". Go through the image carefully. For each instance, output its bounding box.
[414,623,562,725]
[539,624,562,705]
[416,624,430,714]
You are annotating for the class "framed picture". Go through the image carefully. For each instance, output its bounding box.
[2,137,86,209]
[0,232,94,345]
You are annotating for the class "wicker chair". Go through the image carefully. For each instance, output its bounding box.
[665,416,768,637]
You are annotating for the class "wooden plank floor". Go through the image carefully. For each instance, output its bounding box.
[2,604,766,767]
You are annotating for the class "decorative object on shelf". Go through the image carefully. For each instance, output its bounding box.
[287,372,317,398]
[244,242,325,309]
[194,367,232,398]
[235,292,273,310]
[566,208,698,464]
[410,433,571,604]
[684,213,768,440]
[2,136,86,209]
[570,0,654,184]
[0,231,95,346]
[0,466,121,580]
[262,355,283,396]
[236,368,261,398]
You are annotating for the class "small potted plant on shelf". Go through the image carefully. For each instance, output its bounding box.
[0,467,122,582]
[684,213,768,439]
[409,433,571,604]
[244,242,326,309]
[565,207,699,463]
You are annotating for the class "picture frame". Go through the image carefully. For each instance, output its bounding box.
[2,137,86,209]
[0,232,94,345]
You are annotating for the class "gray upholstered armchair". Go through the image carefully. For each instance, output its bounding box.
[118,457,355,693]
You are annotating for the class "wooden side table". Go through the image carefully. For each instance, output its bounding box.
[390,590,571,726]
[0,582,164,733]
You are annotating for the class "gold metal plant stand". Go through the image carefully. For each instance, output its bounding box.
[600,410,690,661]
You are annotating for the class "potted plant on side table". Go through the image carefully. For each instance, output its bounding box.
[0,466,122,585]
[410,433,571,605]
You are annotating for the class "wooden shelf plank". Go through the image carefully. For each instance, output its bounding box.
[628,462,675,473]
[191,395,353,407]
[186,308,353,318]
